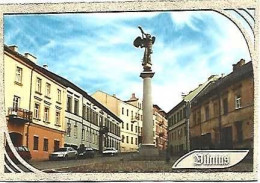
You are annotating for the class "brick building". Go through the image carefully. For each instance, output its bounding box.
[190,60,254,151]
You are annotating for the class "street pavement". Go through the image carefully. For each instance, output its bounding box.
[28,153,253,173]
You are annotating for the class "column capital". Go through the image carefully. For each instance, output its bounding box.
[140,71,155,79]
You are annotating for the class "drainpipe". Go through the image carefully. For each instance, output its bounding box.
[81,96,84,145]
[26,66,34,148]
[217,89,222,149]
[186,101,191,152]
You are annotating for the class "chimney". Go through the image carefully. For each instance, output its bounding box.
[233,59,245,71]
[43,64,48,70]
[208,75,217,81]
[9,45,18,52]
[112,94,116,97]
[24,53,37,63]
[130,93,138,101]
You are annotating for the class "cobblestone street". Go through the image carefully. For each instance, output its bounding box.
[28,153,253,173]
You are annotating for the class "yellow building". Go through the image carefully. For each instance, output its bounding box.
[4,45,66,160]
[92,91,142,152]
[92,91,167,152]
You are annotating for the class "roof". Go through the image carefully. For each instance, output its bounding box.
[4,45,123,123]
[167,75,221,116]
[192,61,253,105]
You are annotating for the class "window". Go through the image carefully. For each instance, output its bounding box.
[135,138,138,145]
[54,140,60,151]
[192,112,196,125]
[74,99,79,115]
[205,105,209,121]
[180,109,183,120]
[15,66,23,83]
[131,124,133,131]
[122,135,125,143]
[67,123,71,137]
[57,89,61,102]
[131,137,133,144]
[44,107,49,122]
[196,110,201,124]
[174,114,176,124]
[82,128,85,140]
[122,107,124,115]
[122,122,124,129]
[13,96,20,110]
[36,78,42,93]
[67,96,72,112]
[33,136,39,150]
[235,121,243,143]
[56,111,61,125]
[135,126,137,133]
[126,136,129,143]
[45,83,51,97]
[127,109,129,116]
[183,109,186,118]
[223,98,228,115]
[126,123,129,130]
[43,138,48,151]
[74,123,78,138]
[235,95,241,109]
[213,101,219,117]
[177,112,180,122]
[82,105,86,119]
[131,111,133,119]
[34,103,40,119]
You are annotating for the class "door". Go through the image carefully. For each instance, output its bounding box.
[222,126,233,149]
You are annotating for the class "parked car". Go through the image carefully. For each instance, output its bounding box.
[77,146,95,159]
[49,147,78,160]
[6,145,32,163]
[103,147,118,156]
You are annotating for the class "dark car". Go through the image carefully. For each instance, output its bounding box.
[6,145,32,163]
[78,146,95,159]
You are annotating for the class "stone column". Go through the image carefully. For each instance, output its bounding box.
[140,71,154,145]
[139,71,159,156]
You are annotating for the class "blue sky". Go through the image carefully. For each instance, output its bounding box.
[4,11,251,112]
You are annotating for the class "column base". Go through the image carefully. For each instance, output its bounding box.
[132,144,163,161]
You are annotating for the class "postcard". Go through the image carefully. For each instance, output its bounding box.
[0,0,259,181]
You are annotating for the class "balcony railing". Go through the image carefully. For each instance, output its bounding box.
[8,107,32,122]
[131,115,139,122]
[159,132,164,137]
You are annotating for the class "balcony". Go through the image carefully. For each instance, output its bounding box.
[131,115,139,123]
[159,132,164,137]
[7,107,32,122]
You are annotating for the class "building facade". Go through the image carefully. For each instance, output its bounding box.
[4,45,66,160]
[4,45,122,160]
[92,91,143,152]
[153,105,168,150]
[92,91,168,152]
[167,75,220,155]
[47,72,122,153]
[190,60,253,151]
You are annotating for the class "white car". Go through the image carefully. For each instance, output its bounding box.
[103,147,118,156]
[49,147,78,160]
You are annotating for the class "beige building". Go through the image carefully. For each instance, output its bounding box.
[153,105,168,150]
[4,45,66,160]
[92,91,142,152]
[167,75,220,155]
[190,60,253,150]
[92,91,168,152]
